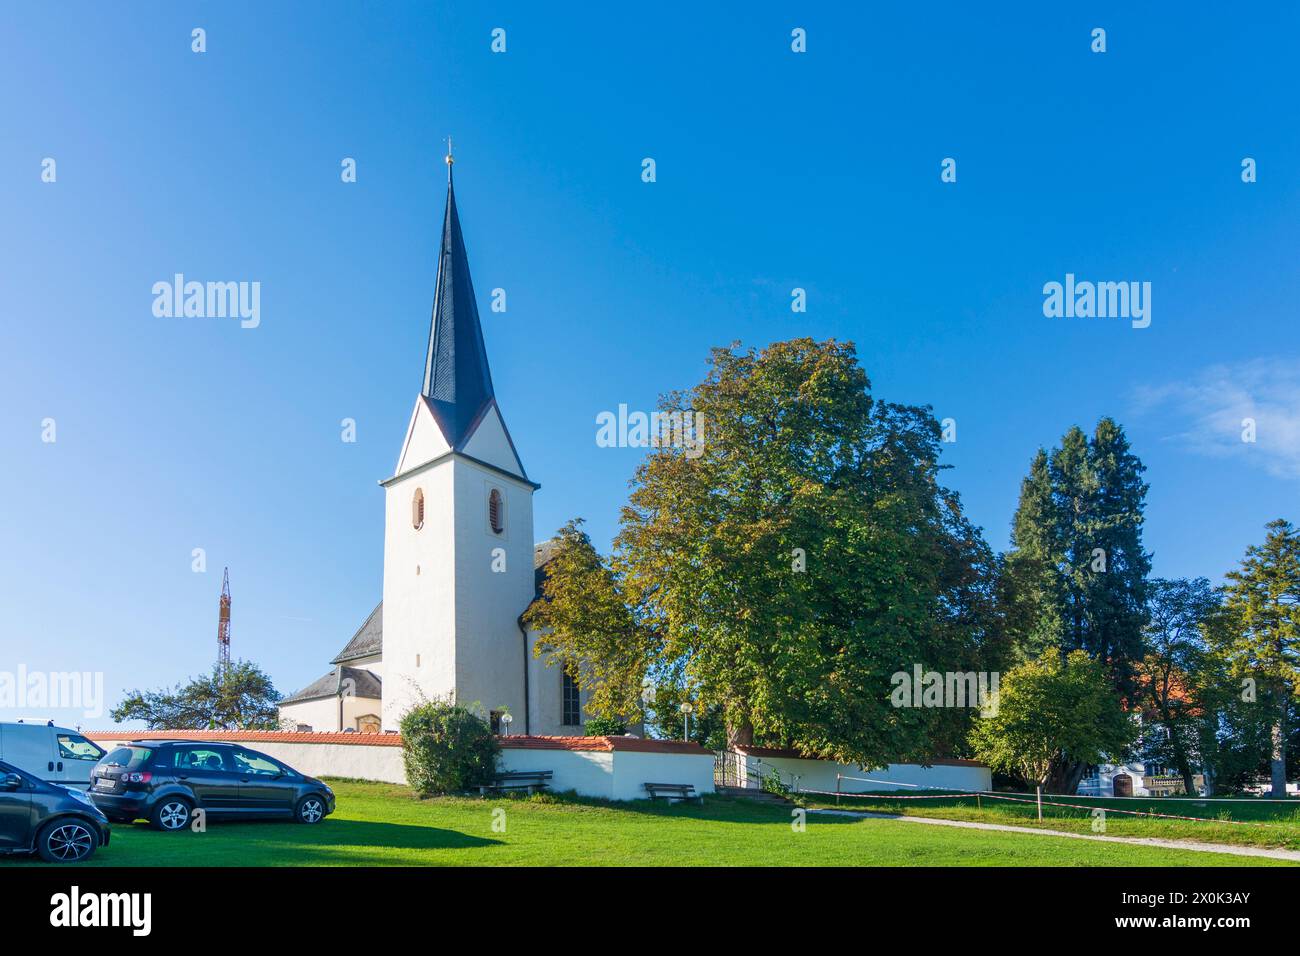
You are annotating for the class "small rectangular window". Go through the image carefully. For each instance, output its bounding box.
[561,671,581,726]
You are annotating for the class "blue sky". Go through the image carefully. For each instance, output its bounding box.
[2,3,1297,728]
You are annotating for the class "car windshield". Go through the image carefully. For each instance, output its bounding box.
[58,733,106,762]
[102,746,152,769]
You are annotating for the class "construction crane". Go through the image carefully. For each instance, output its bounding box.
[217,567,231,670]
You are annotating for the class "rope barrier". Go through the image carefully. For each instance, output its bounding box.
[813,778,1290,828]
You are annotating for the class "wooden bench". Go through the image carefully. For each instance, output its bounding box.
[479,770,553,795]
[644,782,702,803]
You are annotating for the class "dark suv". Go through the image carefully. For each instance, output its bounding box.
[89,741,334,831]
[0,759,111,862]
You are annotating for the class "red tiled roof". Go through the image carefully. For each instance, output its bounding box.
[85,730,708,754]
[88,730,404,747]
[498,735,710,754]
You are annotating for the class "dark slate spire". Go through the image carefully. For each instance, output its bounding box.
[421,145,495,448]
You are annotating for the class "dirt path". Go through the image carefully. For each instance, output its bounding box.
[809,808,1300,862]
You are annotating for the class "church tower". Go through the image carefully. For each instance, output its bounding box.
[380,150,538,731]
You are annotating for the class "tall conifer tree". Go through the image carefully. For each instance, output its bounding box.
[1214,519,1300,797]
[1003,418,1151,791]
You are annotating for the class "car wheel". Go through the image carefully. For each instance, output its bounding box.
[295,794,326,824]
[36,820,99,863]
[150,798,193,832]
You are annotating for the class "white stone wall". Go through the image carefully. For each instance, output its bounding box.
[608,750,715,801]
[500,747,614,798]
[89,737,408,785]
[739,754,991,795]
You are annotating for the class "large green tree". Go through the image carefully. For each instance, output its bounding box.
[112,661,282,730]
[1135,577,1218,795]
[971,650,1135,789]
[527,338,1002,767]
[1002,419,1151,791]
[1211,519,1300,797]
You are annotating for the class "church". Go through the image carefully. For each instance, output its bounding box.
[278,153,589,737]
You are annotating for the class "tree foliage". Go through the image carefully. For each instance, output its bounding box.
[1001,419,1150,791]
[398,697,500,796]
[970,650,1136,790]
[1210,519,1300,796]
[1134,577,1218,794]
[1003,419,1151,687]
[111,661,282,730]
[528,338,1002,767]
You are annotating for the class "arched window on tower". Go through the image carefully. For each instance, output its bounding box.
[412,487,425,530]
[488,488,504,535]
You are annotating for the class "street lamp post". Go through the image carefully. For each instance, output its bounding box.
[679,702,693,742]
[501,712,513,737]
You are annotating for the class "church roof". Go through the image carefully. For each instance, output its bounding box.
[331,603,383,664]
[281,666,383,706]
[533,538,562,594]
[421,166,496,450]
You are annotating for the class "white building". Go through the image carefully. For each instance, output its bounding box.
[279,156,592,737]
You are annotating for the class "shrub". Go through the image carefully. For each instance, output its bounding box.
[399,698,500,796]
[584,716,627,737]
[761,768,791,797]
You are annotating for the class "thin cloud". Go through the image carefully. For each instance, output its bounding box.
[1134,359,1300,479]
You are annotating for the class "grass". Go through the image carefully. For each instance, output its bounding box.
[800,789,1300,851]
[4,780,1294,867]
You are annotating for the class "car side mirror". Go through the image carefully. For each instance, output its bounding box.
[1,773,22,790]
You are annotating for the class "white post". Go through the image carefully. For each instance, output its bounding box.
[1036,785,1043,821]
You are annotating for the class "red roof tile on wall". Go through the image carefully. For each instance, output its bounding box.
[88,730,405,747]
[498,735,710,754]
[85,730,709,755]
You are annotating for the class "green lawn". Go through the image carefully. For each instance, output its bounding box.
[5,780,1293,867]
[802,790,1300,851]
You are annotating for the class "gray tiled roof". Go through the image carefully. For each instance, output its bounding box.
[281,666,382,705]
[331,603,383,664]
[421,172,496,449]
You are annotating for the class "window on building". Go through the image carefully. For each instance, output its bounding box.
[562,671,581,726]
[412,487,425,530]
[489,710,503,735]
[488,488,504,534]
